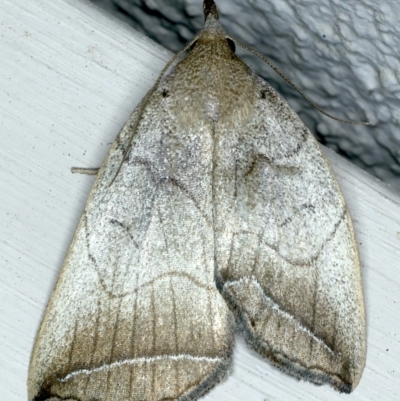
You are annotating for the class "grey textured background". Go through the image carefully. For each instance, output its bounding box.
[90,0,400,192]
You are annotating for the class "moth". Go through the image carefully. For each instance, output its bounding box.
[28,0,366,400]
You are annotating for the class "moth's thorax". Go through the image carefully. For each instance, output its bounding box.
[170,29,255,129]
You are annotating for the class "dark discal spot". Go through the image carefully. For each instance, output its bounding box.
[226,38,235,53]
[249,317,256,328]
[88,252,97,265]
[260,90,267,99]
[162,89,170,98]
[301,203,316,213]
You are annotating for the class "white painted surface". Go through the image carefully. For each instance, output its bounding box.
[1,0,399,400]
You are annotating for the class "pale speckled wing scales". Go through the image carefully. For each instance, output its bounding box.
[215,75,366,393]
[29,0,366,398]
[28,66,234,401]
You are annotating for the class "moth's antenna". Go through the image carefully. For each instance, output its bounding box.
[231,37,370,126]
[108,35,201,186]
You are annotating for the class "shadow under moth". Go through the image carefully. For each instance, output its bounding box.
[28,0,366,400]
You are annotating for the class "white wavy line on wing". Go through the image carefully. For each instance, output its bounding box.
[225,276,335,355]
[59,354,222,382]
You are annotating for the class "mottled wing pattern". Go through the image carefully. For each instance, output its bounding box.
[28,71,234,401]
[29,1,366,397]
[215,75,366,393]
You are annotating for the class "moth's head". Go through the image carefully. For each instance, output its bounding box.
[199,0,233,53]
[203,0,219,22]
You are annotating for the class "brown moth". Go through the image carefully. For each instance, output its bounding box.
[28,0,366,399]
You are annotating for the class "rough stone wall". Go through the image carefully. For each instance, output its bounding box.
[91,0,400,191]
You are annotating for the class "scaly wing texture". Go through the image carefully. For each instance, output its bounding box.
[28,69,234,401]
[215,75,366,393]
[28,4,366,396]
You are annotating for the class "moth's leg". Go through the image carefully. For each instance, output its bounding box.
[70,167,100,175]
